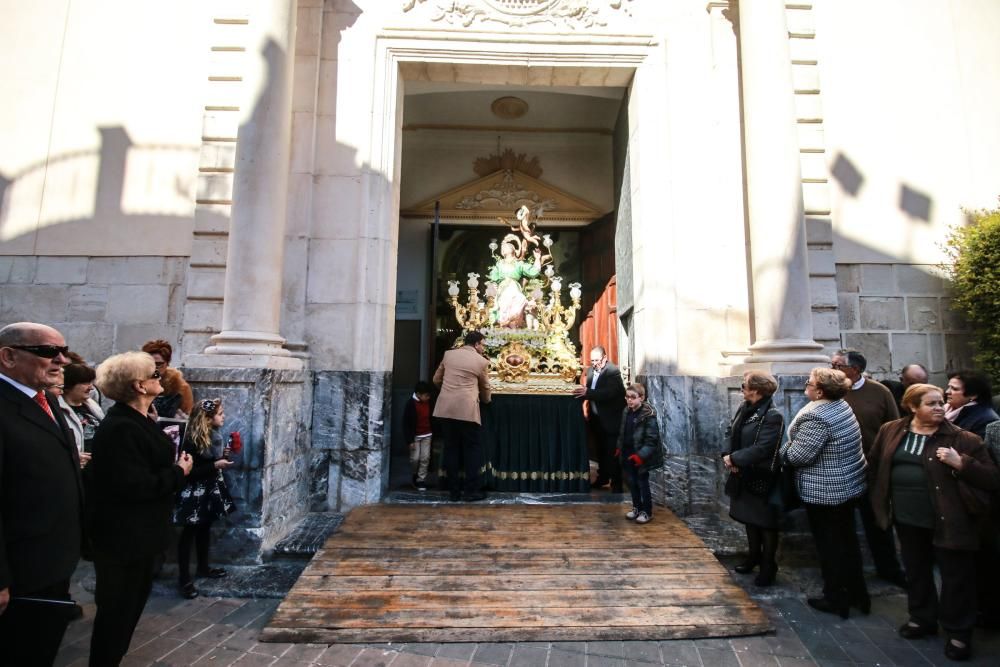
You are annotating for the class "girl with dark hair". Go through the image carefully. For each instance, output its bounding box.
[173,398,236,599]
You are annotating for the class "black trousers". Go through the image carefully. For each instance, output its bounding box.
[895,522,977,640]
[623,460,651,514]
[0,578,73,667]
[805,500,868,606]
[178,522,213,584]
[90,554,156,667]
[441,418,483,497]
[589,418,621,487]
[856,491,903,577]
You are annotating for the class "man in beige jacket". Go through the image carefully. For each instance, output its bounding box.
[433,331,492,501]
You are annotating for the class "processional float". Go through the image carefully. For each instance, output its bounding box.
[446,205,582,393]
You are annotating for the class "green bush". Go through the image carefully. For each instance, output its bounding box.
[944,204,1000,383]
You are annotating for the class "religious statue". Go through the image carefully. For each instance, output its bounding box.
[488,206,552,329]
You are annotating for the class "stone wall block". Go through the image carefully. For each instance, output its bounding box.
[944,334,975,373]
[35,257,87,284]
[812,310,840,341]
[785,6,816,37]
[2,257,37,283]
[312,175,363,239]
[796,124,824,151]
[805,216,834,244]
[107,285,170,324]
[180,332,214,363]
[890,333,931,372]
[842,333,891,374]
[860,264,894,295]
[809,276,837,308]
[293,56,319,112]
[906,297,940,332]
[68,286,109,321]
[859,296,905,330]
[196,173,235,202]
[928,333,946,375]
[788,34,818,62]
[290,112,316,174]
[113,323,181,355]
[190,238,229,267]
[206,49,245,79]
[835,264,860,293]
[792,64,820,92]
[0,285,68,323]
[896,265,945,295]
[182,301,223,333]
[194,204,231,233]
[795,93,823,122]
[199,142,237,171]
[807,247,835,276]
[186,267,226,299]
[940,297,967,331]
[837,293,859,330]
[802,182,831,215]
[202,111,240,141]
[87,257,166,285]
[59,322,114,364]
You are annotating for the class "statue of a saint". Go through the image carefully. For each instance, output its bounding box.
[488,206,552,328]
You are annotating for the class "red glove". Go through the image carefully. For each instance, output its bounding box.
[614,448,621,458]
[628,454,643,467]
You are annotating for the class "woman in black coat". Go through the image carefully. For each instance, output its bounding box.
[88,352,193,667]
[722,371,784,586]
[945,370,999,439]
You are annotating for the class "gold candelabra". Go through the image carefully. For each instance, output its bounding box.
[531,273,582,334]
[447,273,496,330]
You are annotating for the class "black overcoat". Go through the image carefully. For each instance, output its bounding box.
[724,399,784,530]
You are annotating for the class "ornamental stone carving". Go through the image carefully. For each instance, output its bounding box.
[401,0,633,30]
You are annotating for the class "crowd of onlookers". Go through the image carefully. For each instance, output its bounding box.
[0,322,236,666]
[723,351,1000,662]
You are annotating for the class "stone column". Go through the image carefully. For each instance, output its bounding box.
[737,0,827,369]
[195,0,302,370]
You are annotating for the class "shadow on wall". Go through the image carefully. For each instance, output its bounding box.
[0,127,215,246]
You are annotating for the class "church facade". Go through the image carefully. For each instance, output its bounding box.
[2,0,997,561]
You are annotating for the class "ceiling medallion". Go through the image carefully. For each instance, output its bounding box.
[491,96,529,120]
[401,0,632,30]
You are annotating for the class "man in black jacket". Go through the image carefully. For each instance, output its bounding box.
[0,322,82,666]
[573,346,626,492]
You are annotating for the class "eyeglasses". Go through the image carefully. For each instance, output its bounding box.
[7,344,70,359]
[144,370,162,381]
[831,363,850,371]
[805,381,816,388]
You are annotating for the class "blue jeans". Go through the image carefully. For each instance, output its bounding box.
[624,459,651,514]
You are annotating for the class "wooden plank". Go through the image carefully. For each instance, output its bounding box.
[262,504,772,643]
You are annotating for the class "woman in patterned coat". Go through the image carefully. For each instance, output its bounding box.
[780,367,868,619]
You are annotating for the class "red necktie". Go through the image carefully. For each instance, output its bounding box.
[34,391,55,421]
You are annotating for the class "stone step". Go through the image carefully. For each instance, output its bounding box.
[272,511,345,559]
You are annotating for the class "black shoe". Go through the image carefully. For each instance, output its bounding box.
[464,492,487,502]
[414,480,428,491]
[878,570,908,588]
[808,597,849,620]
[734,560,759,574]
[850,594,871,615]
[944,639,971,661]
[179,581,199,599]
[754,564,777,587]
[196,567,227,579]
[898,621,937,639]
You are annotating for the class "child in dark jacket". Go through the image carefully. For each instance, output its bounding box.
[617,382,665,524]
[402,381,436,490]
[173,398,236,598]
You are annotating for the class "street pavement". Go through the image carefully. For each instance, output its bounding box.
[55,560,999,667]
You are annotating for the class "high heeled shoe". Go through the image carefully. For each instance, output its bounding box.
[808,596,849,620]
[754,563,778,586]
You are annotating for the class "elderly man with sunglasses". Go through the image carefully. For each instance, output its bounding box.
[0,321,83,666]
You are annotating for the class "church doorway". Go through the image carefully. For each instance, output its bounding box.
[388,77,631,493]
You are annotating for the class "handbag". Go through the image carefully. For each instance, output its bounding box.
[765,413,801,511]
[739,407,782,498]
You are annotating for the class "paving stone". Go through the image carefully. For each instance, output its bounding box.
[271,658,320,667]
[765,637,811,659]
[399,642,440,657]
[434,643,477,661]
[157,640,216,666]
[658,640,700,666]
[548,648,587,667]
[588,640,626,658]
[387,653,434,667]
[190,645,246,666]
[189,622,243,647]
[799,641,848,662]
[585,656,625,667]
[427,659,471,667]
[352,647,399,666]
[729,636,773,654]
[509,646,549,667]
[316,644,365,666]
[232,649,283,666]
[281,643,329,662]
[551,641,588,654]
[734,651,780,667]
[471,643,513,665]
[875,643,933,665]
[249,640,293,658]
[622,641,661,663]
[696,646,741,666]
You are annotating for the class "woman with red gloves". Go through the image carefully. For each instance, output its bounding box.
[616,383,665,524]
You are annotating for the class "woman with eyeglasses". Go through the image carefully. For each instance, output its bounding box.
[780,367,869,619]
[868,384,1000,661]
[173,398,236,599]
[722,371,784,586]
[141,339,193,419]
[87,352,193,666]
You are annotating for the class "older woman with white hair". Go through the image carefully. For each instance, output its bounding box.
[780,367,869,620]
[87,351,193,666]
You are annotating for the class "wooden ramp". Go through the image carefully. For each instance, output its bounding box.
[261,504,771,643]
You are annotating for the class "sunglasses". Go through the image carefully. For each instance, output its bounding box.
[145,370,162,381]
[7,344,70,358]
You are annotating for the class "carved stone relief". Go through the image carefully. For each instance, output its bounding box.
[401,0,633,30]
